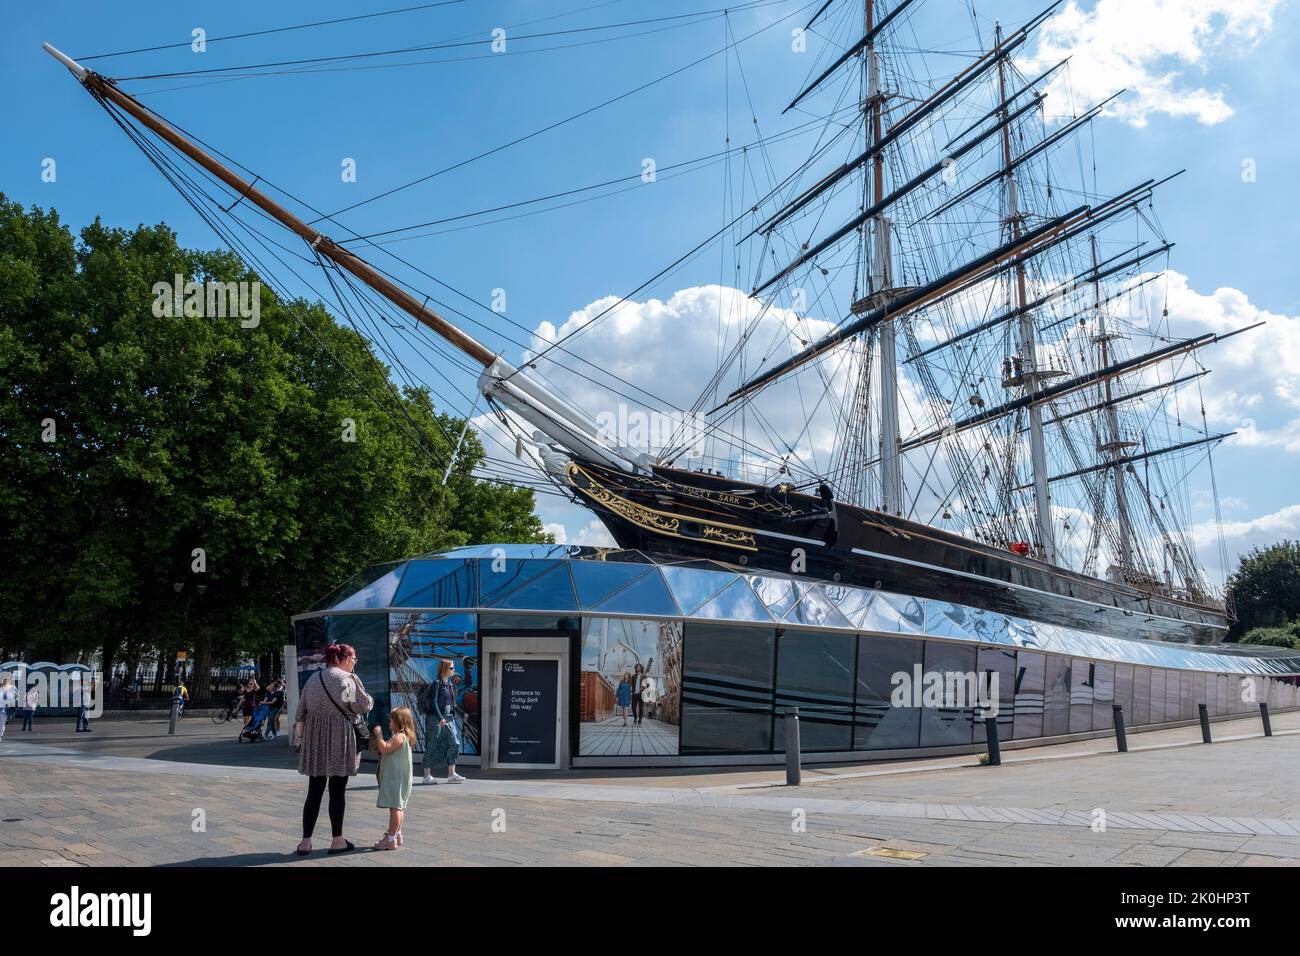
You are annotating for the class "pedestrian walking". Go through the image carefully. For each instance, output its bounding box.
[0,675,16,739]
[420,660,466,785]
[292,643,373,856]
[241,679,260,726]
[75,679,93,732]
[370,706,415,850]
[631,662,647,725]
[21,684,38,731]
[264,680,286,739]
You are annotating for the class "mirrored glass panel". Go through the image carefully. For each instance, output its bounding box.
[694,579,774,623]
[1133,666,1150,725]
[681,622,775,753]
[1165,671,1182,723]
[977,646,1016,741]
[774,629,855,752]
[918,641,977,748]
[1092,662,1115,731]
[579,617,681,757]
[854,635,923,751]
[1149,669,1166,724]
[392,559,476,608]
[1043,655,1071,737]
[570,562,656,610]
[1114,664,1134,725]
[861,591,926,634]
[661,566,738,615]
[1012,651,1045,739]
[318,562,406,611]
[783,585,853,629]
[1069,659,1093,734]
[750,576,801,620]
[479,560,578,611]
[590,568,680,616]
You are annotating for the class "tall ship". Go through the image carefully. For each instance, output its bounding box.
[44,0,1253,646]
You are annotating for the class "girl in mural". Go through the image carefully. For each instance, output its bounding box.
[422,659,466,785]
[370,706,416,850]
[616,672,632,726]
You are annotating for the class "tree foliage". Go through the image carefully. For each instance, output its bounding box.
[1225,540,1300,638]
[0,195,549,675]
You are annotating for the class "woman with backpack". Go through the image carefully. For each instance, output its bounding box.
[420,659,466,785]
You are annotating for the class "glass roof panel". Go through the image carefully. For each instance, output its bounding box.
[312,562,406,611]
[479,559,577,610]
[692,578,774,622]
[392,559,476,608]
[660,565,739,615]
[570,561,656,610]
[590,567,680,616]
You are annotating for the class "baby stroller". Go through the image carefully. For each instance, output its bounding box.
[239,702,270,742]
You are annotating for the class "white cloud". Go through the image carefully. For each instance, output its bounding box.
[1153,270,1300,449]
[1023,0,1281,126]
[543,518,617,547]
[1191,503,1300,579]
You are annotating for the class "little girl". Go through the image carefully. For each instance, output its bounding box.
[370,706,415,850]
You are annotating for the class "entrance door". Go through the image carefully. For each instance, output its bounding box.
[492,655,562,769]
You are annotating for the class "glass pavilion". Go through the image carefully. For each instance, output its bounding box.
[292,545,1300,769]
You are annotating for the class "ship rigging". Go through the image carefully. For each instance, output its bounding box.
[44,0,1253,644]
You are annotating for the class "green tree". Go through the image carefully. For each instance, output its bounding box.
[1226,540,1300,638]
[1239,627,1298,649]
[0,195,550,687]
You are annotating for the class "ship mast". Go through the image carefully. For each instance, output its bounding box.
[995,22,1054,563]
[866,0,904,516]
[42,43,647,478]
[1091,234,1136,571]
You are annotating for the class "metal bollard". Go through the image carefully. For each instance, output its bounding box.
[983,716,1001,766]
[1198,703,1211,743]
[784,707,801,786]
[168,695,180,736]
[1112,703,1128,753]
[1260,702,1273,737]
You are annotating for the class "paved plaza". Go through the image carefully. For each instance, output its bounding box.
[3,711,1299,866]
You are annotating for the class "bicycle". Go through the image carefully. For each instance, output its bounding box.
[210,697,242,725]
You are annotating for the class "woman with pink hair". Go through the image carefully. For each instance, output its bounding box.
[291,642,373,855]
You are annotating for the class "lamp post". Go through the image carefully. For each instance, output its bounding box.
[168,582,206,734]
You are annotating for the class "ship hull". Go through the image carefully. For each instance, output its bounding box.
[564,459,1228,644]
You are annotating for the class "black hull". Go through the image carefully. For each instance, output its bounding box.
[564,460,1228,644]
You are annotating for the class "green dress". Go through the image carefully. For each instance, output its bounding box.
[376,735,413,810]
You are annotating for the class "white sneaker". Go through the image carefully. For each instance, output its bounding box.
[446,773,465,784]
[422,773,435,785]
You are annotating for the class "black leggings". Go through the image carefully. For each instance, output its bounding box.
[302,775,349,839]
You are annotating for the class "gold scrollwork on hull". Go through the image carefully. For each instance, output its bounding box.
[567,462,757,551]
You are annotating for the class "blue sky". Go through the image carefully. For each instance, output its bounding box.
[4,0,1298,583]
